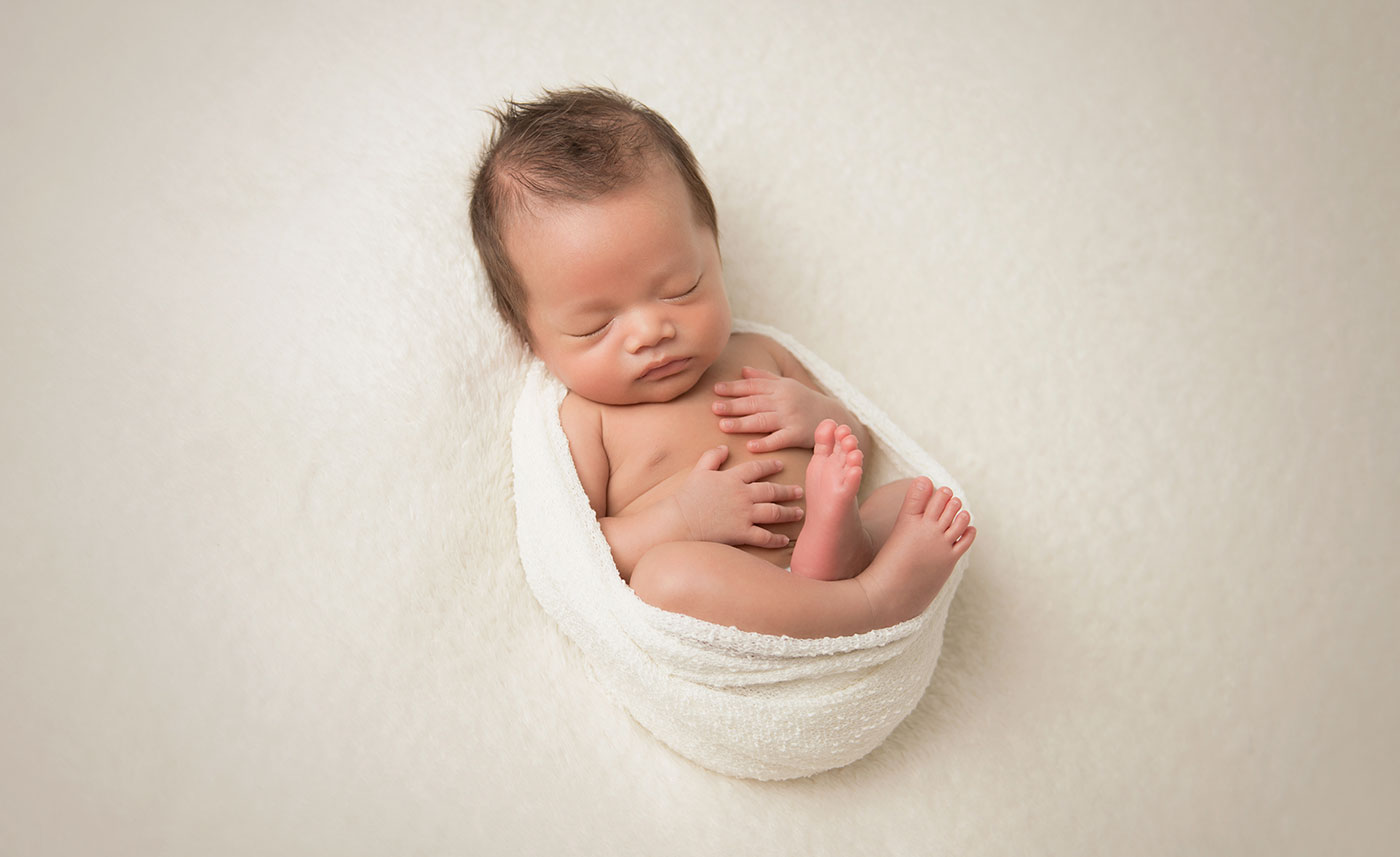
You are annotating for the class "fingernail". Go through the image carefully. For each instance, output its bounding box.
[794,487,804,497]
[721,419,735,429]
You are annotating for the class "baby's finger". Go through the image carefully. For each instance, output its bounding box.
[751,503,804,525]
[734,458,784,482]
[691,445,730,472]
[748,480,804,504]
[712,378,768,398]
[743,526,791,549]
[711,395,769,416]
[745,429,798,453]
[719,412,780,435]
[741,366,781,380]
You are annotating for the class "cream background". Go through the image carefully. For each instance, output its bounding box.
[3,0,1397,854]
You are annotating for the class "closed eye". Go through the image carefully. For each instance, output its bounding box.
[569,319,611,339]
[665,278,702,301]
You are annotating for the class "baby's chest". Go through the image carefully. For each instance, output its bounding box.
[603,395,810,564]
[604,390,742,515]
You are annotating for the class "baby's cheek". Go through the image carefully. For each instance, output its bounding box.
[584,350,636,402]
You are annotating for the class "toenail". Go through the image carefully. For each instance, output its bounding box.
[940,487,951,495]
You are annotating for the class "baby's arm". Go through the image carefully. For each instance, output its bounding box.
[559,394,803,581]
[560,393,676,577]
[712,337,872,453]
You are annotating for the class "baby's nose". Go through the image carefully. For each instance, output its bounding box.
[626,316,676,352]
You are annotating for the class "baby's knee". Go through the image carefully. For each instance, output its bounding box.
[629,541,720,614]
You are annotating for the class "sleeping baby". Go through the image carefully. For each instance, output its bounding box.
[470,87,975,638]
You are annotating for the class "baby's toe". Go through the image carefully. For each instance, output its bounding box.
[953,526,976,555]
[900,477,934,517]
[938,496,962,527]
[842,465,863,493]
[924,487,952,521]
[947,510,970,541]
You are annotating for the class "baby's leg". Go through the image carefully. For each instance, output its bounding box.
[855,477,975,629]
[631,541,883,638]
[789,420,874,582]
[789,423,967,582]
[629,480,976,638]
[858,477,950,552]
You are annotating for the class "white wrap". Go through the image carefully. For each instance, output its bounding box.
[511,320,970,780]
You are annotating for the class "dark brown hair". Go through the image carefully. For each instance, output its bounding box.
[469,86,718,344]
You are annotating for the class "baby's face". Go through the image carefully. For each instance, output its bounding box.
[508,163,731,405]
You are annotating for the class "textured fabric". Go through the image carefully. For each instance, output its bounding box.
[512,320,970,779]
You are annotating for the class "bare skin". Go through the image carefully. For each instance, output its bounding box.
[630,469,974,638]
[585,335,821,572]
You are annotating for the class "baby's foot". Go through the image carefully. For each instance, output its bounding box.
[790,420,874,581]
[855,478,976,628]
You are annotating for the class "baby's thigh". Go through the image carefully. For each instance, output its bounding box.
[859,478,918,553]
[629,541,785,618]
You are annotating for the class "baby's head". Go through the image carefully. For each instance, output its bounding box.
[470,87,731,405]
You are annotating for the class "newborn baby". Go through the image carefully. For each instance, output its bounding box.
[471,87,975,638]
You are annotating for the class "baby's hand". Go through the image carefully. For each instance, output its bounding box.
[713,367,831,453]
[670,446,804,548]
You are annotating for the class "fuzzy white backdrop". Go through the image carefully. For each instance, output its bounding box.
[3,1,1398,854]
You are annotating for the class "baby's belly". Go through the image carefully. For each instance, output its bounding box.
[613,436,811,569]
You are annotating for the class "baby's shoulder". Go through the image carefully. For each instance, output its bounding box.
[559,391,609,517]
[559,391,607,462]
[725,331,789,367]
[559,390,603,440]
[726,331,806,377]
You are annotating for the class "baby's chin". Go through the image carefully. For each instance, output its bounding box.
[594,382,699,406]
[573,373,706,406]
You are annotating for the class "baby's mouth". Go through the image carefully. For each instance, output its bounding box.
[638,357,692,381]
